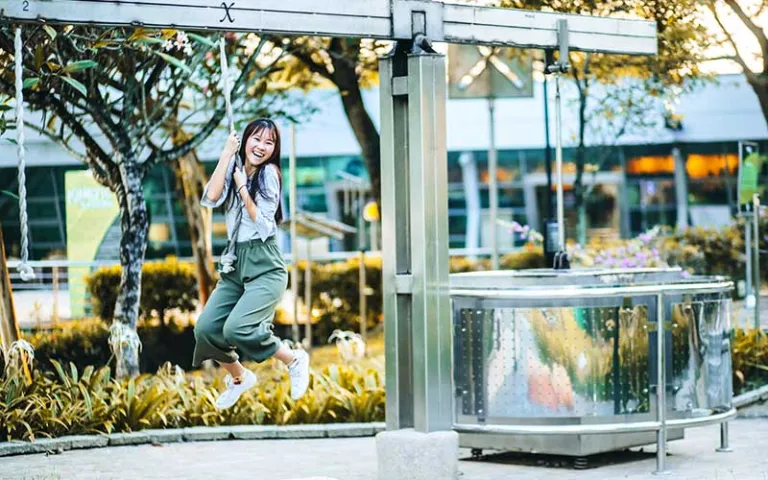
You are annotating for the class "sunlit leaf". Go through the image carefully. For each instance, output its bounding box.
[22,78,40,90]
[63,60,99,73]
[61,77,87,96]
[155,52,192,75]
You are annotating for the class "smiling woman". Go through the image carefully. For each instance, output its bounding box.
[194,117,309,410]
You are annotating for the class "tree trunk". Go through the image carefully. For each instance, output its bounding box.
[112,161,149,379]
[172,150,215,306]
[338,84,381,205]
[747,77,768,129]
[0,224,20,353]
[329,39,382,205]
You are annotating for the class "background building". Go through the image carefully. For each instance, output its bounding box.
[1,73,767,261]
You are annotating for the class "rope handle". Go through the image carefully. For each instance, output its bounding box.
[14,27,35,282]
[219,37,242,171]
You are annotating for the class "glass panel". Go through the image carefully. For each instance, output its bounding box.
[626,182,641,206]
[147,196,169,216]
[639,180,675,206]
[688,179,730,205]
[669,299,732,414]
[498,188,525,208]
[454,303,651,421]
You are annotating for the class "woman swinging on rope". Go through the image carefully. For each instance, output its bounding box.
[193,118,310,409]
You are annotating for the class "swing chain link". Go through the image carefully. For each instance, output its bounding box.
[15,27,35,282]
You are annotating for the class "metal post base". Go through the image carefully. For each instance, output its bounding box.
[653,429,671,476]
[716,422,733,453]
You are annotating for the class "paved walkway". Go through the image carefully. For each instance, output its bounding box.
[2,420,766,480]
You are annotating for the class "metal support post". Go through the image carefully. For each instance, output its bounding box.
[488,98,499,269]
[543,49,554,223]
[753,194,761,329]
[716,421,733,453]
[304,241,312,350]
[554,74,565,252]
[381,46,452,433]
[654,294,670,476]
[289,123,300,344]
[52,265,60,324]
[746,209,754,311]
[673,147,688,229]
[545,20,570,267]
[359,250,368,342]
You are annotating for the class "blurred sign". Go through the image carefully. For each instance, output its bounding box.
[738,141,763,207]
[448,44,533,99]
[65,171,120,317]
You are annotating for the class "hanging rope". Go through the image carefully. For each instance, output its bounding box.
[217,36,244,274]
[14,27,34,282]
[218,37,242,170]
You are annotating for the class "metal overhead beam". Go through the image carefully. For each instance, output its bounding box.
[1,0,657,55]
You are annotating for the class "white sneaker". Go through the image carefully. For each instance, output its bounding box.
[288,350,310,400]
[215,369,257,410]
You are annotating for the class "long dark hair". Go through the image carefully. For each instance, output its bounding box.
[226,118,284,224]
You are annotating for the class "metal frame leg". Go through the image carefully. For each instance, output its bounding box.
[380,48,452,433]
[716,421,733,453]
[653,294,671,476]
[654,429,670,476]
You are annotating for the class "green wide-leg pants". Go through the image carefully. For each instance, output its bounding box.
[192,238,287,366]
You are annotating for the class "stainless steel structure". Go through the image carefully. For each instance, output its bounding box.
[450,268,735,472]
[0,0,657,55]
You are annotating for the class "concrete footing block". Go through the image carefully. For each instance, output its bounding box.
[376,429,459,480]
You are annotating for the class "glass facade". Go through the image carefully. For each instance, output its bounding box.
[1,140,765,261]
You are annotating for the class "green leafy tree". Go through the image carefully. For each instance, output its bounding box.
[273,37,389,204]
[502,0,710,242]
[703,1,768,127]
[0,25,288,377]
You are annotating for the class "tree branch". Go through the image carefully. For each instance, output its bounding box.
[88,160,113,189]
[708,3,759,82]
[39,92,117,176]
[23,120,88,163]
[722,0,768,72]
[143,57,166,93]
[149,41,268,164]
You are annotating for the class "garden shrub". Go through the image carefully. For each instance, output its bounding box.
[86,257,198,323]
[0,361,384,442]
[24,318,197,374]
